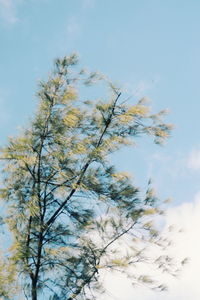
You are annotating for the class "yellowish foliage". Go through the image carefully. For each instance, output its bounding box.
[28,202,40,217]
[143,208,157,215]
[46,246,69,256]
[73,143,87,154]
[96,264,104,269]
[0,255,18,297]
[23,155,37,165]
[63,108,81,127]
[112,172,131,181]
[117,114,134,124]
[155,129,169,138]
[117,105,149,124]
[61,87,77,103]
[96,102,112,112]
[64,114,79,127]
[127,104,149,116]
[144,221,154,229]
[111,258,128,267]
[139,275,153,284]
[52,77,62,86]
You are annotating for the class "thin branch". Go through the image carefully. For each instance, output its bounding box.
[101,221,137,254]
[46,92,122,228]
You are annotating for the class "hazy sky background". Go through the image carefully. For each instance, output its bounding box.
[1,0,200,299]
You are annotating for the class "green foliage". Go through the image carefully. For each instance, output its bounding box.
[0,54,176,300]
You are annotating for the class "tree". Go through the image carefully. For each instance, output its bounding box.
[0,54,176,300]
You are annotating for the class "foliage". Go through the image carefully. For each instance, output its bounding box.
[0,54,175,300]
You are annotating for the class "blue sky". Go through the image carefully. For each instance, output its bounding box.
[1,0,200,299]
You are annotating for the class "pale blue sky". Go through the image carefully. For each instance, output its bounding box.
[1,0,200,202]
[1,1,200,299]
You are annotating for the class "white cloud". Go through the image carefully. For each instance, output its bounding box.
[97,193,200,300]
[187,147,200,171]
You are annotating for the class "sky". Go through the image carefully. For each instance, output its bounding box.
[1,0,200,299]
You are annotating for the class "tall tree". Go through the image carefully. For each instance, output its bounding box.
[0,54,176,300]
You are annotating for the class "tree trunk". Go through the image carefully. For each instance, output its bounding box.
[31,279,37,300]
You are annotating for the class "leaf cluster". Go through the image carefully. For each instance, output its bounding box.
[0,54,176,300]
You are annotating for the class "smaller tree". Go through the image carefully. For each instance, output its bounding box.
[0,54,180,300]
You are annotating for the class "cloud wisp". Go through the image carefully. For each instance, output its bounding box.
[82,0,96,9]
[0,0,24,25]
[66,16,81,38]
[187,147,200,171]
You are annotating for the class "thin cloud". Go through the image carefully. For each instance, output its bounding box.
[66,16,81,38]
[0,0,18,24]
[187,147,200,171]
[65,0,96,44]
[123,76,160,98]
[82,0,96,9]
[0,0,24,25]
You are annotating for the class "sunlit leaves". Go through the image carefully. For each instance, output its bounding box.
[0,53,175,300]
[0,254,18,298]
[63,108,81,128]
